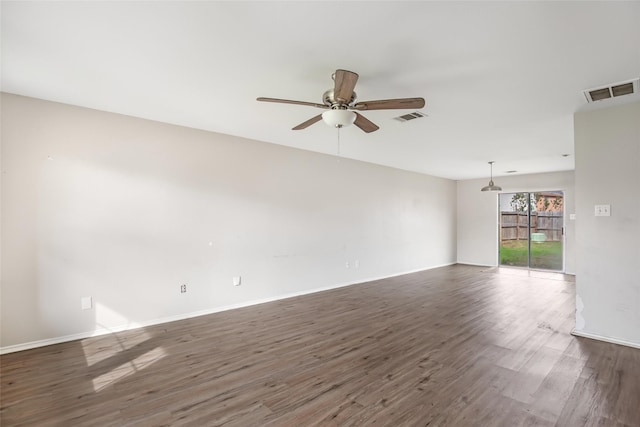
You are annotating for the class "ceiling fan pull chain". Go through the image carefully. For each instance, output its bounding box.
[337,127,341,156]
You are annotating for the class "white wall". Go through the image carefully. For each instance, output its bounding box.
[457,171,575,273]
[1,93,457,351]
[574,101,640,348]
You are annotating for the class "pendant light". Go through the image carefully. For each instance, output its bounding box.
[481,161,502,192]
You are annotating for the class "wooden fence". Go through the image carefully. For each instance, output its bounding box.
[500,211,563,241]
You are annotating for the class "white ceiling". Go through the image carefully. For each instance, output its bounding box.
[2,1,639,180]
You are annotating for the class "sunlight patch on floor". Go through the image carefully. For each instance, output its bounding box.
[92,346,167,392]
[81,303,150,367]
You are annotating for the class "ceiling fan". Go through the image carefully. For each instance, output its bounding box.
[257,69,425,133]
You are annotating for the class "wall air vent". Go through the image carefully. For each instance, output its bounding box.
[394,111,426,122]
[583,78,639,103]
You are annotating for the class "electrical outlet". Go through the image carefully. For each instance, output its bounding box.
[345,262,350,269]
[595,204,611,217]
[354,260,359,269]
[180,284,187,293]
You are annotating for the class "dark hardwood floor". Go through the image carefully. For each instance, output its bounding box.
[1,265,639,426]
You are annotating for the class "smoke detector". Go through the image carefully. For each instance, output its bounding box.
[583,78,639,103]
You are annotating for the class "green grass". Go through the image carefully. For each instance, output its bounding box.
[500,240,563,271]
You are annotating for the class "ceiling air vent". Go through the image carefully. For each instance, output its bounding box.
[394,111,426,122]
[584,78,639,103]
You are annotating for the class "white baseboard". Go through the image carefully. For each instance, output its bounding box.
[0,262,456,355]
[456,262,495,268]
[571,329,640,350]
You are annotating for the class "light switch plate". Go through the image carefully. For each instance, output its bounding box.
[569,213,576,220]
[233,276,241,286]
[595,204,611,217]
[81,296,92,310]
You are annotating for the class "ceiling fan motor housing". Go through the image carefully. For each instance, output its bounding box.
[323,89,357,109]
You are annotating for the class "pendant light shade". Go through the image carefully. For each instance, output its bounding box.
[481,161,502,192]
[322,109,356,128]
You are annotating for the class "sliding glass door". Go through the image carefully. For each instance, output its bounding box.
[499,192,564,271]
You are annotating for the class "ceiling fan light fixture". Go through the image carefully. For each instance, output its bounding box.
[481,161,502,192]
[322,109,356,128]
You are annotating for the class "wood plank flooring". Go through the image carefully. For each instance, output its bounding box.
[2,264,639,426]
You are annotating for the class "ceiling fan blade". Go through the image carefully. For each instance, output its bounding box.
[292,114,323,130]
[333,69,359,104]
[257,97,328,109]
[354,113,379,133]
[353,97,425,111]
